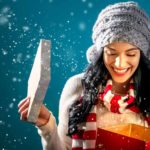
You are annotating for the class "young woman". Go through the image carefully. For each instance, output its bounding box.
[18,1,150,150]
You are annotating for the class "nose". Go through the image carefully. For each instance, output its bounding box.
[114,55,127,68]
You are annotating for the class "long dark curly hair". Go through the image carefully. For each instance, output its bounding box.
[67,51,150,136]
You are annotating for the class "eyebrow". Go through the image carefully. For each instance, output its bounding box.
[106,46,138,52]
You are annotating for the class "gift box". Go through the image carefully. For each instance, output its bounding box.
[96,124,150,150]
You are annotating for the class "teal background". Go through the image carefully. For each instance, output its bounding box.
[0,0,150,149]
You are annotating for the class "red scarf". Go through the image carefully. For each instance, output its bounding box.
[100,79,140,114]
[71,79,150,150]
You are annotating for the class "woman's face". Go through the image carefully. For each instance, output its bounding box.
[103,42,140,83]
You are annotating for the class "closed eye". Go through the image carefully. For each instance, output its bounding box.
[109,53,117,56]
[126,49,139,57]
[126,54,136,57]
[105,50,117,56]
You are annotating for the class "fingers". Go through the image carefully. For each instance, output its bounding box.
[18,97,30,121]
[18,97,30,108]
[18,98,30,113]
[20,107,28,121]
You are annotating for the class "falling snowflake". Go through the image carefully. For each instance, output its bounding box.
[26,54,31,59]
[71,63,77,72]
[0,7,9,25]
[13,139,16,142]
[16,53,23,63]
[12,58,17,63]
[0,120,5,125]
[12,77,17,82]
[49,0,53,3]
[12,98,16,102]
[0,6,14,25]
[60,34,66,39]
[70,12,74,16]
[2,49,8,55]
[78,22,86,31]
[66,20,70,24]
[39,26,44,34]
[0,15,8,25]
[2,6,10,13]
[88,2,93,8]
[9,103,14,109]
[8,23,12,30]
[54,62,59,68]
[27,43,33,49]
[83,10,88,14]
[18,78,22,82]
[22,26,30,32]
[34,23,38,27]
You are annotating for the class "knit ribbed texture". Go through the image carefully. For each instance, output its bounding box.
[87,1,150,64]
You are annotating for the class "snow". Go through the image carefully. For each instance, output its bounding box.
[0,15,9,25]
[0,120,5,125]
[0,6,13,25]
[70,12,74,16]
[0,0,94,149]
[2,49,8,55]
[83,10,88,14]
[88,2,93,8]
[49,0,53,3]
[78,22,86,31]
[9,103,14,109]
[39,26,44,34]
[22,26,30,32]
[82,0,86,3]
[16,53,23,63]
[12,98,16,102]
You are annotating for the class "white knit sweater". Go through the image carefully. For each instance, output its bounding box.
[37,73,148,150]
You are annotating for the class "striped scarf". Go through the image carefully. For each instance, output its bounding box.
[71,79,150,150]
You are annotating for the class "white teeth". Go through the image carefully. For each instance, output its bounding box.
[113,68,128,73]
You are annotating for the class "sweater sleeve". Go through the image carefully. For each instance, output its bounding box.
[36,73,84,150]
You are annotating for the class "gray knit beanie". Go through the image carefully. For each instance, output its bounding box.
[87,1,150,64]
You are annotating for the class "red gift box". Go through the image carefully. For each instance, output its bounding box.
[96,124,150,150]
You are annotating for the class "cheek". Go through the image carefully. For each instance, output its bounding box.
[103,54,114,66]
[130,60,140,72]
[130,55,140,70]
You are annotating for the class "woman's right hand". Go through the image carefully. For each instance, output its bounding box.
[18,97,51,127]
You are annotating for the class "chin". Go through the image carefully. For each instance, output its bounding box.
[112,78,130,83]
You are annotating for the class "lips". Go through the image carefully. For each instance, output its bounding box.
[112,67,129,76]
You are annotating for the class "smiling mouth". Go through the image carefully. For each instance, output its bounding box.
[112,67,129,75]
